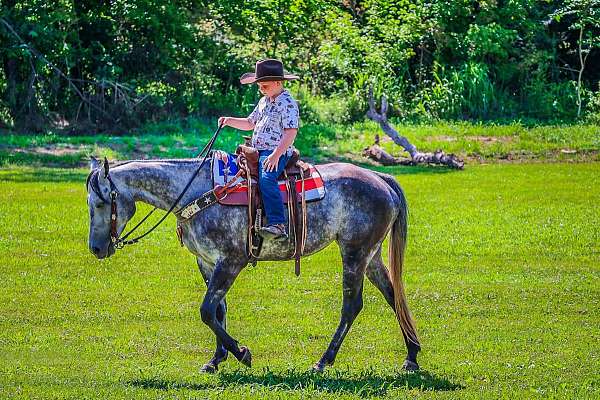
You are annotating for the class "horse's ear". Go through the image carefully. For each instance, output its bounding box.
[103,157,110,178]
[90,156,100,171]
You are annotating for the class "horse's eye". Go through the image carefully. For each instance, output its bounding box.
[95,203,104,209]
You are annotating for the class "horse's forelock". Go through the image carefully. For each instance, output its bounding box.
[86,169,109,203]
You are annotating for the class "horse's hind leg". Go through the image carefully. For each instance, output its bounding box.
[196,258,228,373]
[366,245,419,370]
[313,243,374,372]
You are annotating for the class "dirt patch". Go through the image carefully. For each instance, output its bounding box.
[471,135,514,143]
[31,144,87,156]
[347,148,599,166]
[1,144,88,156]
[469,149,599,164]
[427,135,457,142]
[376,134,512,144]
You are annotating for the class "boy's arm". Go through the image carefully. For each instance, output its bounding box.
[272,128,297,159]
[263,128,297,172]
[263,98,300,172]
[219,117,255,131]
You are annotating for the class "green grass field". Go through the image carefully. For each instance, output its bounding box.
[0,162,598,399]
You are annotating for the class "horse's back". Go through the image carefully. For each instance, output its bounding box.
[309,162,401,244]
[317,162,400,206]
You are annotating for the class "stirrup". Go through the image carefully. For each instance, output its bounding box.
[259,224,287,240]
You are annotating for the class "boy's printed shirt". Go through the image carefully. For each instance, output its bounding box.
[247,89,299,154]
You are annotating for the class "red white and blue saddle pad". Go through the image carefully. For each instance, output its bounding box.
[211,152,326,206]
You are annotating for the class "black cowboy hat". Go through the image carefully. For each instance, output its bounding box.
[240,59,299,85]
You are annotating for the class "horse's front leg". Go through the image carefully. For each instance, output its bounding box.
[199,259,252,367]
[196,258,228,373]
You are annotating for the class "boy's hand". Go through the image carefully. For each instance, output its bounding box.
[263,152,281,172]
[214,150,229,164]
[218,116,230,127]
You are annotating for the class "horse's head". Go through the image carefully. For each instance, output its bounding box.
[86,157,136,259]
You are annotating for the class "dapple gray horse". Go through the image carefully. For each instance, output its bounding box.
[86,157,421,372]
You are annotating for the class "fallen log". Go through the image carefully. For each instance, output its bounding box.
[362,143,463,168]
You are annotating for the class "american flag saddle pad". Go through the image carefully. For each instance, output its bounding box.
[211,152,326,206]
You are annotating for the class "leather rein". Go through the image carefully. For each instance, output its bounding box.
[88,124,223,250]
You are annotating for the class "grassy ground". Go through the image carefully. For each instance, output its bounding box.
[1,120,598,167]
[0,162,598,399]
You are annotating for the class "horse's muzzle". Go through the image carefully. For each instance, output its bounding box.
[89,242,115,259]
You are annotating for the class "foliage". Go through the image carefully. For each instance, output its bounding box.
[550,0,600,117]
[586,82,600,123]
[1,0,600,133]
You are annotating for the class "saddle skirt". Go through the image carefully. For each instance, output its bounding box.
[211,152,326,206]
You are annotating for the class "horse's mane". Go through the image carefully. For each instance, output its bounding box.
[110,157,209,168]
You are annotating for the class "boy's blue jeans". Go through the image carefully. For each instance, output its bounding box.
[258,149,290,225]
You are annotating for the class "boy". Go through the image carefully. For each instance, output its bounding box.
[218,59,300,241]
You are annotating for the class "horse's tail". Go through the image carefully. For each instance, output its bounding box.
[374,172,420,348]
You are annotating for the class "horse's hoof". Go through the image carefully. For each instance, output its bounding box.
[200,363,218,374]
[402,359,419,371]
[239,346,252,368]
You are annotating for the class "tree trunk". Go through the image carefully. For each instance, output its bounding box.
[577,26,584,118]
[4,58,18,122]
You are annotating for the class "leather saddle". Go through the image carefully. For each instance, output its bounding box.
[235,137,311,181]
[235,137,310,276]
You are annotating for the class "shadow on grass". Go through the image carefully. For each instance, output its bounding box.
[0,166,89,183]
[0,150,87,169]
[128,368,463,396]
[366,163,460,176]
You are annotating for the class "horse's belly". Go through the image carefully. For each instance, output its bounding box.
[255,218,338,261]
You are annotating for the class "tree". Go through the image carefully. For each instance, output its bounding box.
[551,0,600,118]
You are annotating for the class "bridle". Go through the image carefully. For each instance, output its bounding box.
[86,162,123,246]
[87,155,159,249]
[86,124,223,250]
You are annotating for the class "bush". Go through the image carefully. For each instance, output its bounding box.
[291,85,364,125]
[585,84,600,124]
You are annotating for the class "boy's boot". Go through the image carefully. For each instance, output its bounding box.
[259,224,288,241]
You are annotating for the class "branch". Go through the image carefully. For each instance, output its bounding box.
[366,86,418,158]
[365,85,464,169]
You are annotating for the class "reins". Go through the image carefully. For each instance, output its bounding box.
[107,123,224,249]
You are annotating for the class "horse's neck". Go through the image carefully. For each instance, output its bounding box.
[113,161,212,210]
